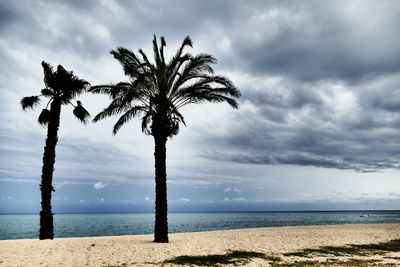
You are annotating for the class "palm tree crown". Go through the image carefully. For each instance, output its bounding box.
[90,35,241,136]
[21,61,90,124]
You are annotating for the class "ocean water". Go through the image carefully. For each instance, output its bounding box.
[0,211,399,240]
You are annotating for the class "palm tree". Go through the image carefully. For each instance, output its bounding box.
[90,35,241,242]
[21,61,90,240]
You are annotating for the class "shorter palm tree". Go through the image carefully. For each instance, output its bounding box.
[21,61,90,239]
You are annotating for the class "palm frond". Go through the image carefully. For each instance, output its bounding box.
[160,36,166,65]
[92,97,130,122]
[166,35,192,75]
[168,101,186,126]
[111,47,146,78]
[89,82,131,98]
[41,61,56,89]
[65,77,90,99]
[93,108,114,122]
[166,53,192,91]
[73,101,91,124]
[152,35,161,69]
[180,75,240,97]
[112,47,141,65]
[57,67,89,102]
[113,106,146,135]
[170,53,217,97]
[173,77,240,109]
[21,96,40,110]
[38,108,50,126]
[41,88,54,97]
[138,48,157,76]
[111,47,158,89]
[180,53,217,77]
[183,93,239,109]
[91,82,150,124]
[141,110,153,135]
[208,94,239,109]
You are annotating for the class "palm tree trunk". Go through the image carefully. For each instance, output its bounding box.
[39,100,61,240]
[153,134,168,243]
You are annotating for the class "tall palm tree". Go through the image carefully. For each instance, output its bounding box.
[21,61,90,240]
[90,35,241,242]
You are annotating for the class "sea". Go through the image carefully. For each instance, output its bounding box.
[1,210,399,240]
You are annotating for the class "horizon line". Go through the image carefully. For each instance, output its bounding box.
[1,209,399,215]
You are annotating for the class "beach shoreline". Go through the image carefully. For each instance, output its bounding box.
[1,222,399,266]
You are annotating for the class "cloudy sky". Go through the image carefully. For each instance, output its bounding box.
[1,0,399,213]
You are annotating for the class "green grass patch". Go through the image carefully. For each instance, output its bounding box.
[163,239,400,266]
[351,239,400,252]
[270,260,320,267]
[283,239,400,257]
[336,258,382,266]
[284,245,367,257]
[265,255,283,262]
[384,256,400,260]
[272,258,383,266]
[326,258,382,266]
[163,250,279,266]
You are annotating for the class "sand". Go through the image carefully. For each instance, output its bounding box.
[0,223,399,266]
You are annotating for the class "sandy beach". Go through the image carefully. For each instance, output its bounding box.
[1,223,399,266]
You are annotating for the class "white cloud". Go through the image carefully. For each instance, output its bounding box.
[54,180,90,189]
[94,181,105,190]
[223,187,242,194]
[233,188,242,195]
[232,197,248,202]
[178,198,191,202]
[223,197,248,202]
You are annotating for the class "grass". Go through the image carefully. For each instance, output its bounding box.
[334,258,382,266]
[265,255,284,262]
[163,250,280,266]
[270,260,320,267]
[384,256,400,260]
[351,239,400,252]
[284,239,400,257]
[284,246,367,257]
[271,258,383,266]
[160,239,400,266]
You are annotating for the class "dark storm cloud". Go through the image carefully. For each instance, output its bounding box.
[358,74,400,114]
[2,0,399,80]
[0,0,111,59]
[1,0,399,174]
[0,2,14,31]
[209,150,400,172]
[0,0,238,61]
[115,0,237,34]
[203,72,400,171]
[227,1,400,82]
